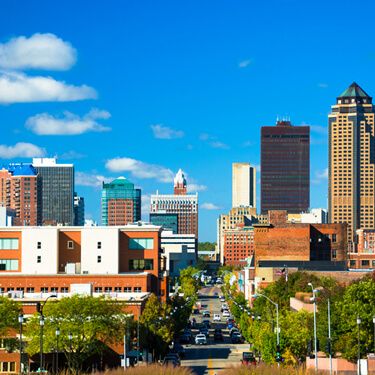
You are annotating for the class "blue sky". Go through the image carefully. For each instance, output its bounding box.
[1,0,375,241]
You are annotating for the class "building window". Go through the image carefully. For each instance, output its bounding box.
[26,287,34,293]
[134,287,142,293]
[67,241,74,249]
[97,242,102,249]
[0,238,19,250]
[51,287,58,293]
[361,260,370,267]
[61,287,69,293]
[37,242,41,249]
[129,238,154,250]
[114,287,122,292]
[129,259,154,271]
[37,256,41,263]
[332,250,337,259]
[41,287,48,293]
[104,287,112,293]
[0,259,18,271]
[97,255,101,263]
[124,287,131,293]
[0,288,4,293]
[332,234,337,243]
[94,287,102,293]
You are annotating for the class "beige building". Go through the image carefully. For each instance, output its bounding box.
[232,163,256,208]
[328,82,375,245]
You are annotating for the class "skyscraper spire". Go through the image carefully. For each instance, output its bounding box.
[174,169,187,195]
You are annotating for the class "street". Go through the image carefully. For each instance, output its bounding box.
[181,286,249,375]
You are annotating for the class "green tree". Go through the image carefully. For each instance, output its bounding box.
[179,266,200,301]
[25,295,125,372]
[0,297,21,336]
[198,242,216,251]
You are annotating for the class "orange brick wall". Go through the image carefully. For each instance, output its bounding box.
[58,231,81,272]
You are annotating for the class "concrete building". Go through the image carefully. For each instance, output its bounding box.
[0,224,168,300]
[0,163,41,226]
[33,158,74,226]
[328,82,375,244]
[261,120,310,214]
[300,208,328,224]
[73,192,85,226]
[101,177,141,226]
[160,230,197,277]
[0,206,16,226]
[150,170,198,238]
[232,163,256,208]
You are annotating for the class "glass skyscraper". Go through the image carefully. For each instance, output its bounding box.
[101,177,141,225]
[150,213,178,233]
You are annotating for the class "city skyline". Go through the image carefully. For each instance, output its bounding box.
[2,1,375,240]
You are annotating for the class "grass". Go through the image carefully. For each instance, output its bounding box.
[99,364,194,375]
[221,364,328,375]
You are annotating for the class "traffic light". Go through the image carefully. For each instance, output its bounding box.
[275,345,282,362]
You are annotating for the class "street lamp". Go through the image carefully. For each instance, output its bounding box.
[357,316,361,375]
[308,282,318,372]
[18,314,23,375]
[55,327,60,374]
[252,293,279,345]
[373,316,375,355]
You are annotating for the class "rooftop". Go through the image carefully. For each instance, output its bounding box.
[7,163,37,176]
[339,82,371,99]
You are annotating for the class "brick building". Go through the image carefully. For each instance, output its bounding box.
[223,227,255,267]
[349,229,375,269]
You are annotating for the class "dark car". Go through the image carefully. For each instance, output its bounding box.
[199,327,209,337]
[193,308,200,315]
[202,319,210,328]
[231,332,243,344]
[229,328,240,337]
[202,311,210,318]
[214,330,224,341]
[179,333,191,344]
[171,344,185,359]
[241,352,256,366]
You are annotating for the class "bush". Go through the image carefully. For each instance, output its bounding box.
[97,364,194,374]
[223,364,327,374]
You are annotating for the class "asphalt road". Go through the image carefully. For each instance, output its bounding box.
[181,286,249,375]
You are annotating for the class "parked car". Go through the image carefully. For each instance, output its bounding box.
[202,310,210,318]
[214,329,224,341]
[230,327,240,336]
[193,308,200,315]
[199,327,209,337]
[195,333,208,345]
[220,296,225,302]
[222,310,230,318]
[231,332,243,344]
[213,314,221,322]
[241,352,257,366]
[179,333,191,344]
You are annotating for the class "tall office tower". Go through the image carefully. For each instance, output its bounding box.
[32,158,74,225]
[261,120,310,214]
[73,192,85,226]
[150,170,198,238]
[174,169,187,195]
[101,177,141,225]
[232,163,256,208]
[0,164,41,226]
[328,82,375,244]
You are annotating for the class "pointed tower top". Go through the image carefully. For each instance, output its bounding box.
[339,82,371,99]
[174,169,187,195]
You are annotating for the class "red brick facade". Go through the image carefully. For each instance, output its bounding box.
[223,228,254,267]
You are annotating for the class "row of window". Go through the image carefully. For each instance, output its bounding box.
[350,260,375,267]
[0,259,18,271]
[0,362,16,372]
[63,238,155,251]
[0,238,19,250]
[0,286,143,293]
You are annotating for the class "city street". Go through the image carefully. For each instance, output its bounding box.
[181,286,249,375]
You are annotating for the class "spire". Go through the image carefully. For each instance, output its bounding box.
[174,169,187,195]
[338,82,371,99]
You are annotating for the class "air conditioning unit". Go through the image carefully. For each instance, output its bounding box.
[82,271,89,274]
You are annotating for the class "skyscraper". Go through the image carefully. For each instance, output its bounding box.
[73,192,85,226]
[261,120,310,214]
[33,158,74,225]
[150,170,198,238]
[101,177,141,225]
[0,163,41,226]
[232,163,256,208]
[328,82,375,244]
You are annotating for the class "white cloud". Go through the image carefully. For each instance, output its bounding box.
[312,168,328,184]
[238,59,252,68]
[26,108,111,135]
[318,83,328,88]
[105,157,174,183]
[0,71,96,104]
[151,124,184,139]
[141,194,151,219]
[75,171,113,188]
[59,150,86,160]
[0,142,46,158]
[210,141,229,149]
[201,202,221,210]
[187,183,207,193]
[0,33,76,71]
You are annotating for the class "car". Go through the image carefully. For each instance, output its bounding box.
[231,332,243,344]
[202,310,210,318]
[216,278,223,284]
[164,353,181,366]
[230,327,240,336]
[213,314,221,322]
[227,322,234,330]
[193,308,200,315]
[199,327,209,337]
[222,310,230,318]
[214,330,224,341]
[171,344,185,359]
[241,352,257,366]
[220,296,225,302]
[202,319,210,328]
[179,333,191,344]
[195,334,208,345]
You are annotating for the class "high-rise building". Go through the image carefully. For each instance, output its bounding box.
[0,163,41,226]
[101,177,141,225]
[73,193,85,226]
[150,170,198,238]
[328,82,375,244]
[261,120,310,214]
[150,213,178,234]
[232,163,256,208]
[33,158,74,225]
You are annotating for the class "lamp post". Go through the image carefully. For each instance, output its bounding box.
[308,283,318,372]
[357,316,361,375]
[55,328,60,374]
[68,332,73,375]
[373,316,375,355]
[18,314,23,375]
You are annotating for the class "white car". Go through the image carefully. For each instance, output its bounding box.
[220,296,225,302]
[222,310,230,318]
[213,314,221,322]
[195,333,207,345]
